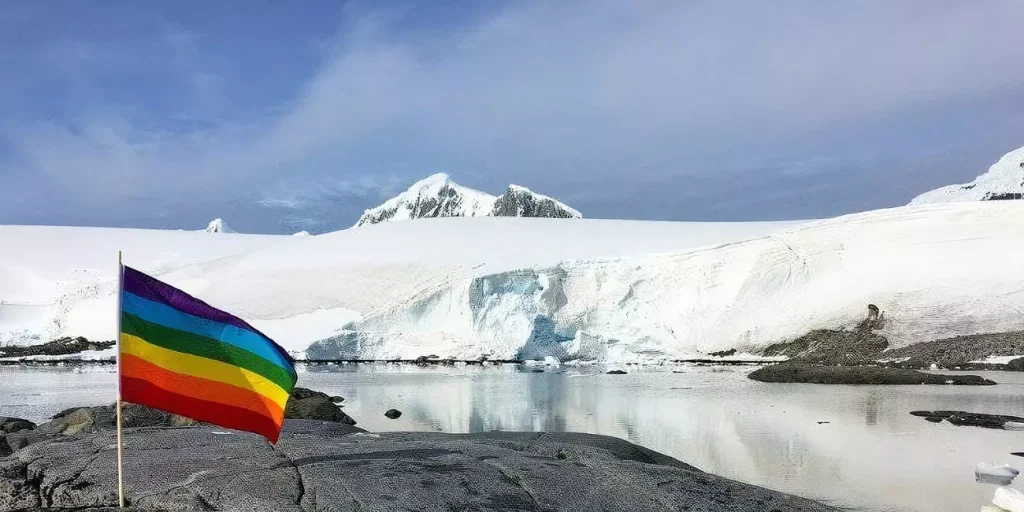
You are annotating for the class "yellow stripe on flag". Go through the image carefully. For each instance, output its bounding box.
[120,333,290,408]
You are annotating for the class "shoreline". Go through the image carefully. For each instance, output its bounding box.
[0,391,840,511]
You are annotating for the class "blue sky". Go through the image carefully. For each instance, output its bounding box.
[1,1,1023,234]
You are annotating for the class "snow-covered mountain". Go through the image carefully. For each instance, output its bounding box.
[3,201,1024,363]
[909,145,1024,205]
[201,218,236,233]
[354,173,581,227]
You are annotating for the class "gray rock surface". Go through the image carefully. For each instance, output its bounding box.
[0,417,34,435]
[749,364,997,385]
[0,421,836,511]
[910,411,1024,429]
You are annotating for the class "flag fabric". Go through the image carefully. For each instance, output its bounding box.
[118,266,296,443]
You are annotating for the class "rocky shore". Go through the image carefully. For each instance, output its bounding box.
[0,390,838,511]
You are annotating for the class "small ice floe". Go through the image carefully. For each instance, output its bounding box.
[992,486,1024,512]
[543,356,561,367]
[1005,422,1024,432]
[976,463,1019,485]
[930,363,939,370]
[210,431,234,435]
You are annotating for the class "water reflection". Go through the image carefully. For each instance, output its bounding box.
[3,364,1023,512]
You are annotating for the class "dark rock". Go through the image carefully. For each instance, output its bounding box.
[0,422,837,511]
[909,411,1024,429]
[816,421,830,425]
[0,417,34,435]
[1012,452,1024,458]
[761,327,888,366]
[329,396,345,404]
[709,348,737,357]
[884,331,1024,367]
[285,398,356,425]
[384,409,403,419]
[1008,357,1024,371]
[0,336,115,359]
[749,364,997,385]
[606,370,627,375]
[37,403,203,436]
[290,387,330,400]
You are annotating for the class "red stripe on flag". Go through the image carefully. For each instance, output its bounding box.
[121,376,285,443]
[121,353,285,423]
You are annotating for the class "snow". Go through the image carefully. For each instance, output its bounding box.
[969,355,1024,365]
[502,184,583,218]
[910,145,1024,205]
[355,173,497,226]
[3,200,1024,363]
[354,173,581,226]
[292,230,311,236]
[0,225,290,345]
[201,218,236,233]
[993,487,1024,512]
[977,463,1019,481]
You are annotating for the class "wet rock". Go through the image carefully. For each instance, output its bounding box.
[284,393,356,425]
[37,403,203,436]
[0,418,34,435]
[290,387,331,401]
[909,411,1024,429]
[709,349,737,357]
[0,422,837,511]
[384,409,402,419]
[749,365,997,385]
[606,370,628,375]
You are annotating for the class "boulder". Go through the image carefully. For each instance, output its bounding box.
[0,417,34,435]
[384,409,402,419]
[1008,357,1024,371]
[285,389,356,425]
[0,422,838,511]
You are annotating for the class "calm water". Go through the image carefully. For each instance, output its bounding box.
[2,363,1022,512]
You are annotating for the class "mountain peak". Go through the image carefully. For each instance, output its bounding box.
[202,218,236,233]
[355,175,581,227]
[910,145,1024,205]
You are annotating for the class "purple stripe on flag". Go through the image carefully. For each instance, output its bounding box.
[121,266,291,364]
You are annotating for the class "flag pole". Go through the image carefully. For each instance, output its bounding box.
[116,251,125,508]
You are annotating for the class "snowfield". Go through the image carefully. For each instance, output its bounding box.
[2,201,1023,363]
[910,145,1024,204]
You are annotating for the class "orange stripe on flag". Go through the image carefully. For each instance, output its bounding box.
[121,353,285,425]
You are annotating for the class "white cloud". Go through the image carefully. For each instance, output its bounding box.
[2,0,1024,228]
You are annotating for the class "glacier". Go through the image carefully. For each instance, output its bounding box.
[2,201,1023,363]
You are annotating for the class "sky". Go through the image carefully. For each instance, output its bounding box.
[1,0,1023,234]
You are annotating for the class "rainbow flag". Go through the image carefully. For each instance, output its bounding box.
[118,266,296,443]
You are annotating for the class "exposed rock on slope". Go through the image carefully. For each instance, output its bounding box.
[910,145,1024,204]
[355,173,581,226]
[201,218,236,233]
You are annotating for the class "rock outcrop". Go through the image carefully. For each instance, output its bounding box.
[0,421,836,511]
[749,365,997,385]
[910,411,1024,429]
